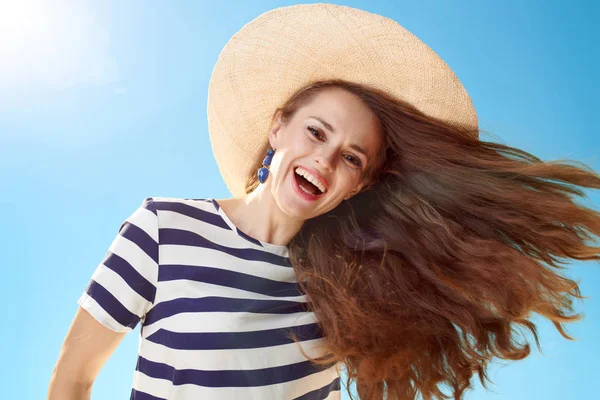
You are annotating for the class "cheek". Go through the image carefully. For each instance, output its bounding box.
[296,133,316,152]
[270,149,295,184]
[283,131,312,159]
[335,169,361,193]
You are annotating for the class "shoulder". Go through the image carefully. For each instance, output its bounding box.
[144,197,218,213]
[143,196,224,230]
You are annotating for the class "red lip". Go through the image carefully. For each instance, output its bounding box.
[295,165,329,192]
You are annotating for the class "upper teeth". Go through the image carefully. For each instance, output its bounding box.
[295,167,326,194]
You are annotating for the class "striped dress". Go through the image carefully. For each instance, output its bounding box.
[78,197,342,399]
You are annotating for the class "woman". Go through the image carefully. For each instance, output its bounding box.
[48,4,600,400]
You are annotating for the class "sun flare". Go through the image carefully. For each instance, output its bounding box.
[0,0,117,91]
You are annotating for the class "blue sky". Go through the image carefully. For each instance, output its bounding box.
[1,1,598,399]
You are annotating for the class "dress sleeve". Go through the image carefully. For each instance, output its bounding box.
[77,197,159,333]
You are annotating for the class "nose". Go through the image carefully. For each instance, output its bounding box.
[313,147,336,172]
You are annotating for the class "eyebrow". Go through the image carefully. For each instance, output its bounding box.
[309,116,370,159]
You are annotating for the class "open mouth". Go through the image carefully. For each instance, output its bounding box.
[294,169,325,196]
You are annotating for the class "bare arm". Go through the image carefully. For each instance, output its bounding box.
[48,306,127,400]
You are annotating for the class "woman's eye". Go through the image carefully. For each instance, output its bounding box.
[307,126,323,140]
[345,155,361,167]
[307,126,362,168]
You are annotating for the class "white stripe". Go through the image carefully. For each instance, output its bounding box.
[107,229,158,285]
[77,292,131,332]
[132,370,172,399]
[282,366,342,399]
[126,205,159,243]
[160,244,296,283]
[91,263,150,318]
[153,278,306,304]
[160,208,259,250]
[144,308,318,334]
[139,336,330,371]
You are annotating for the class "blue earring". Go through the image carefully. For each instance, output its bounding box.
[257,148,275,184]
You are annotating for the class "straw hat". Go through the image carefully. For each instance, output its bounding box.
[207,3,478,197]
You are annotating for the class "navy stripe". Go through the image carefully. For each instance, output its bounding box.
[130,388,165,400]
[153,200,230,231]
[144,296,308,326]
[118,221,159,264]
[293,377,341,400]
[158,264,302,296]
[146,322,322,350]
[206,198,219,210]
[235,227,263,247]
[142,198,158,216]
[102,251,156,303]
[160,228,292,267]
[85,280,139,329]
[136,355,332,388]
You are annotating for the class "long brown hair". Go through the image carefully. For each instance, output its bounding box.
[246,79,600,399]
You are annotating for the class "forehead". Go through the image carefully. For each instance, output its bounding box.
[296,88,382,153]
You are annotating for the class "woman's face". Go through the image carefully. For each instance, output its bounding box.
[267,87,383,220]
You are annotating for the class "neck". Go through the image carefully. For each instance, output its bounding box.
[219,183,305,247]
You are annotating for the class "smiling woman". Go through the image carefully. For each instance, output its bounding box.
[49,3,600,400]
[249,86,385,221]
[247,86,386,200]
